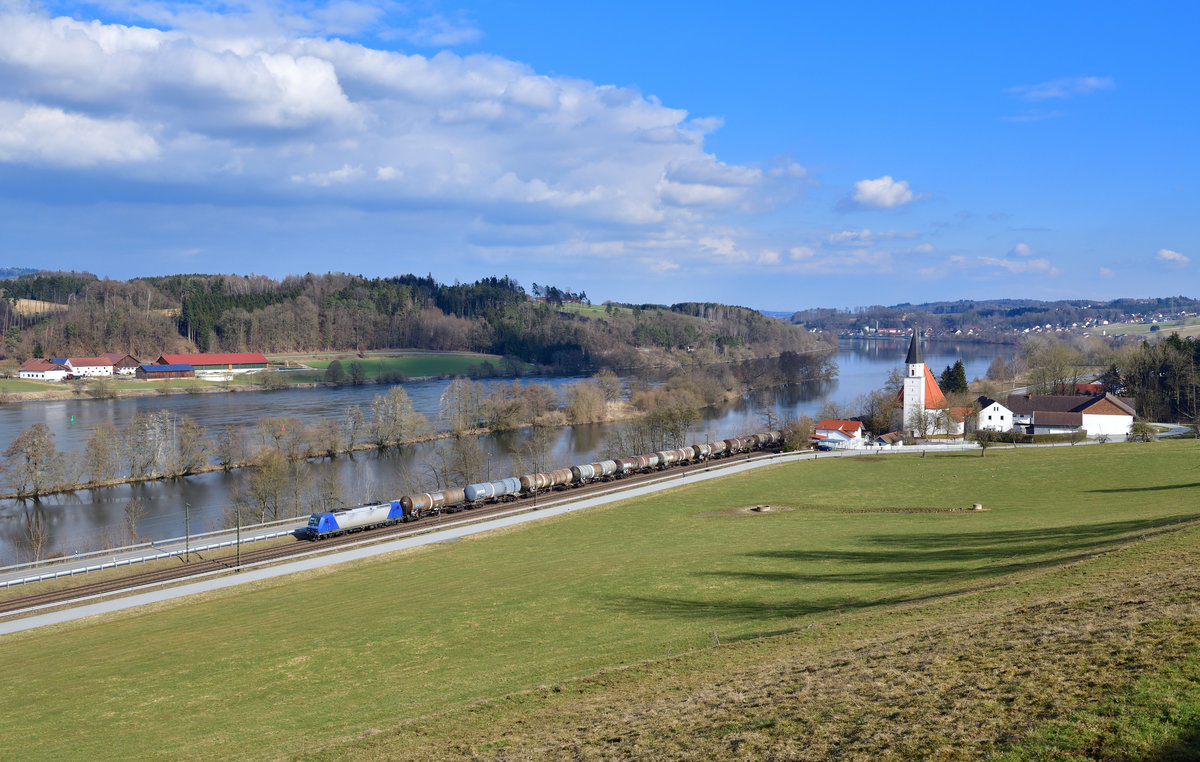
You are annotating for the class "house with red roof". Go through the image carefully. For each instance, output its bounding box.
[18,358,69,382]
[813,419,865,449]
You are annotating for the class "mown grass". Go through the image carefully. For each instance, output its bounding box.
[0,442,1197,760]
[0,377,61,392]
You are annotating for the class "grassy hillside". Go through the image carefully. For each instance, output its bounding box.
[1,442,1198,759]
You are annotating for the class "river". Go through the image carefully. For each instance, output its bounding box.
[0,339,1008,562]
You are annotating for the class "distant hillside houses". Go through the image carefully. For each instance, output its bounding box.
[17,351,269,381]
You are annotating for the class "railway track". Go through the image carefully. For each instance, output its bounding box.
[0,451,778,619]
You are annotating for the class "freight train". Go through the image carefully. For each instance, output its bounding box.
[303,430,785,540]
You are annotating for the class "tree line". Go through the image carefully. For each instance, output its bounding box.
[1,271,832,374]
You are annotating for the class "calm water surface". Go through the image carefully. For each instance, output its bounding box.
[0,340,1008,561]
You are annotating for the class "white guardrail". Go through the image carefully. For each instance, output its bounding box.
[1,526,300,589]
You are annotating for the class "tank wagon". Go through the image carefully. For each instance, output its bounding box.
[305,430,786,540]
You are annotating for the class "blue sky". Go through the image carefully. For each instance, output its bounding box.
[0,0,1196,310]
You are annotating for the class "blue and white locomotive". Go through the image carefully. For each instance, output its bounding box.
[304,500,408,540]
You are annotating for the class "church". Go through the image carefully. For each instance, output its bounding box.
[898,332,966,437]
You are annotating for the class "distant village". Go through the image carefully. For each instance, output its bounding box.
[16,352,269,382]
[812,333,1136,450]
[846,307,1195,339]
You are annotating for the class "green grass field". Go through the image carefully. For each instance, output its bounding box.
[1,442,1198,759]
[302,351,510,379]
[1101,316,1200,338]
[0,377,61,392]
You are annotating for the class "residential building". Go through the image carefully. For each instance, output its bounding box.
[813,419,865,449]
[18,358,69,381]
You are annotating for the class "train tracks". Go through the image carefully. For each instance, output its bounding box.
[0,451,779,620]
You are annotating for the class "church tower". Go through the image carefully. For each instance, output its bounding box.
[902,330,926,430]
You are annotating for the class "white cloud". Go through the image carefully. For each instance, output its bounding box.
[1011,242,1034,257]
[1156,248,1189,266]
[842,175,920,210]
[0,4,805,259]
[912,243,934,254]
[1008,76,1115,101]
[393,13,484,47]
[757,250,781,265]
[789,246,815,261]
[827,228,917,244]
[0,102,159,166]
[978,256,1059,275]
[1098,267,1115,277]
[291,164,364,186]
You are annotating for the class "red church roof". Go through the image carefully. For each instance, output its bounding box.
[922,364,946,409]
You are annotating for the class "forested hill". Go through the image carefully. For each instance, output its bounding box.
[0,271,831,372]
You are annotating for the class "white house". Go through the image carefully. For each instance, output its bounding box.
[974,396,1014,432]
[65,357,114,377]
[17,358,69,381]
[813,419,866,449]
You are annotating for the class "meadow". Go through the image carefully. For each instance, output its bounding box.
[298,351,512,379]
[0,442,1197,759]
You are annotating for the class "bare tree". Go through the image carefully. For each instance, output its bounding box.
[84,423,120,483]
[342,405,365,450]
[3,423,65,496]
[246,449,287,522]
[172,416,212,475]
[440,378,487,434]
[124,499,146,544]
[215,425,247,471]
[22,509,49,562]
[370,386,428,447]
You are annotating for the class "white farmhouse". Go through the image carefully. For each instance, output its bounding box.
[65,357,115,378]
[18,358,69,381]
[974,396,1014,432]
[813,419,866,449]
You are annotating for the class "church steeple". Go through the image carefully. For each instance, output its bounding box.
[905,330,924,365]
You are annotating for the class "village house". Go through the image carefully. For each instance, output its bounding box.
[974,396,1014,432]
[100,353,141,376]
[65,357,114,378]
[813,419,865,449]
[17,358,69,381]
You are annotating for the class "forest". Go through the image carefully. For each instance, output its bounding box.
[0,271,830,374]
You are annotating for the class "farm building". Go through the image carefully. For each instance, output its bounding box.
[18,358,69,381]
[136,364,195,380]
[100,353,141,375]
[155,353,268,374]
[65,357,114,377]
[1006,393,1136,438]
